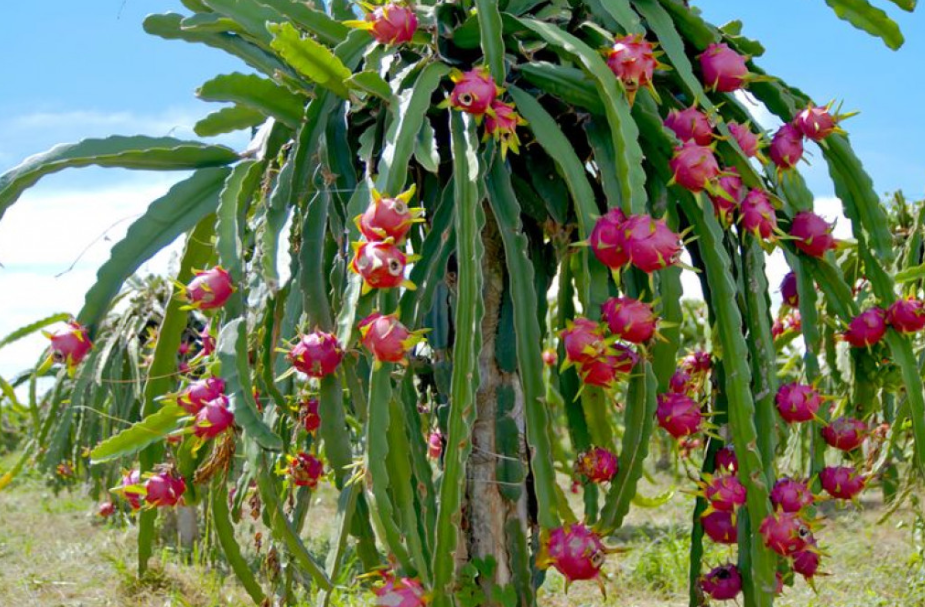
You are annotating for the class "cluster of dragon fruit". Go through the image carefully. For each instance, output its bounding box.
[38,3,925,605]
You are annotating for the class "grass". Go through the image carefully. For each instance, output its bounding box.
[1,458,924,606]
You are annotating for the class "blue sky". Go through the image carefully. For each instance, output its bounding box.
[0,0,923,378]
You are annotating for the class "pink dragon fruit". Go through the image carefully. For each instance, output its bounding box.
[448,67,498,116]
[193,396,234,440]
[485,100,526,158]
[669,369,693,394]
[759,511,811,556]
[664,106,713,145]
[794,103,839,142]
[699,43,749,92]
[288,330,344,378]
[701,510,738,545]
[373,574,428,607]
[579,354,622,388]
[542,348,558,367]
[365,3,417,45]
[792,541,822,579]
[589,207,629,269]
[301,397,321,434]
[700,564,743,601]
[780,271,799,307]
[358,186,421,243]
[606,35,658,101]
[98,501,116,518]
[46,320,93,371]
[618,214,682,273]
[359,312,424,364]
[177,377,226,415]
[669,141,721,193]
[427,431,443,459]
[144,470,187,508]
[820,465,866,500]
[704,474,747,512]
[790,211,836,258]
[727,121,762,158]
[775,382,822,423]
[199,325,215,355]
[656,393,703,438]
[542,523,608,585]
[351,240,411,292]
[821,416,867,451]
[287,452,324,488]
[714,446,738,473]
[843,307,888,348]
[708,167,744,226]
[770,477,814,513]
[120,469,143,510]
[740,189,778,239]
[184,266,234,310]
[887,297,925,333]
[769,123,805,170]
[576,447,619,484]
[681,350,712,374]
[561,317,607,365]
[601,297,658,343]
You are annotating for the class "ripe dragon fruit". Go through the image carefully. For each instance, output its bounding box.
[701,510,738,545]
[601,297,658,343]
[447,67,498,116]
[714,446,738,473]
[780,271,799,307]
[792,541,822,580]
[542,348,558,367]
[669,369,693,394]
[427,431,443,459]
[727,121,762,158]
[364,3,417,45]
[144,470,187,508]
[821,416,867,451]
[579,353,623,388]
[759,511,811,556]
[886,297,925,333]
[177,377,226,415]
[790,211,836,258]
[606,35,658,102]
[120,469,143,510]
[98,501,116,518]
[560,317,607,365]
[619,214,682,273]
[193,396,234,440]
[301,397,321,434]
[288,330,344,378]
[656,393,703,438]
[819,465,866,500]
[576,447,619,484]
[484,100,526,158]
[541,523,608,587]
[794,103,839,142]
[740,189,778,239]
[358,186,421,243]
[199,325,216,356]
[358,312,425,364]
[287,452,325,488]
[681,350,712,374]
[700,564,743,601]
[351,240,413,292]
[775,382,822,423]
[708,167,744,226]
[699,43,749,92]
[589,207,629,269]
[769,123,805,170]
[843,307,888,348]
[704,474,747,512]
[770,477,814,513]
[664,106,713,145]
[373,574,428,607]
[669,141,721,193]
[183,266,234,310]
[46,320,93,371]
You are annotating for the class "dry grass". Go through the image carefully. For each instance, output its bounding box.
[2,456,924,606]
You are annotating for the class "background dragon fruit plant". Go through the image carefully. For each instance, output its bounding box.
[0,1,923,606]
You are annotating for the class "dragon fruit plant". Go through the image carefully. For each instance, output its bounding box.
[1,2,922,607]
